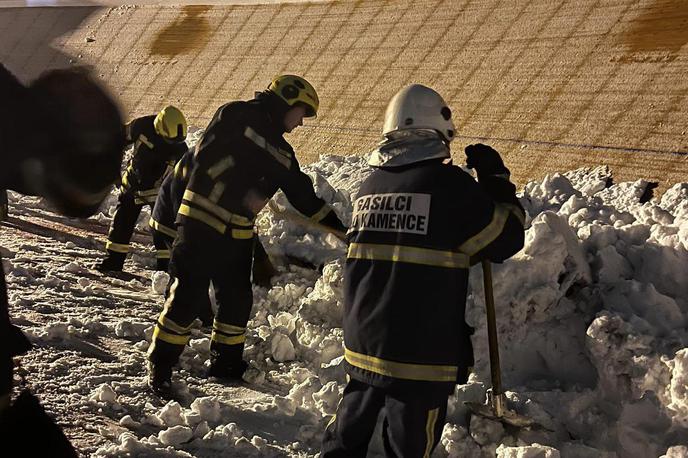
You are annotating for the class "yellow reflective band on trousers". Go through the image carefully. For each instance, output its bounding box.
[211,330,246,346]
[344,348,458,382]
[178,203,227,234]
[232,229,254,239]
[153,325,190,346]
[310,203,331,222]
[213,321,245,334]
[149,218,177,238]
[156,249,171,259]
[424,408,439,458]
[105,241,130,253]
[458,203,525,256]
[183,190,254,226]
[158,313,192,335]
[347,243,469,269]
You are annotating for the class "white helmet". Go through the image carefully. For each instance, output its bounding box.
[382,84,455,143]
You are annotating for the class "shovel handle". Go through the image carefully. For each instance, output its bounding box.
[482,260,503,399]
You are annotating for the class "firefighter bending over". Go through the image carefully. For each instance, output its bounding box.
[97,106,188,272]
[147,75,346,397]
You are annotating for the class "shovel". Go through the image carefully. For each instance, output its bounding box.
[465,260,541,429]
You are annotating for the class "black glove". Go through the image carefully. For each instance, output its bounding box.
[464,143,509,180]
[319,210,347,238]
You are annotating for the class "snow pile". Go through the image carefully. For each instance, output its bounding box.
[3,144,688,456]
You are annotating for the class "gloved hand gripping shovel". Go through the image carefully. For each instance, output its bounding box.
[466,260,542,429]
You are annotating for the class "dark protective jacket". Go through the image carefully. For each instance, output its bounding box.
[178,92,342,240]
[120,115,187,205]
[343,158,525,395]
[150,149,194,239]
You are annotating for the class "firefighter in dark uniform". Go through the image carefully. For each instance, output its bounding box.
[97,106,188,272]
[149,149,278,326]
[147,75,347,396]
[0,63,124,456]
[320,84,526,457]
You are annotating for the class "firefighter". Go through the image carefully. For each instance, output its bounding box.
[320,84,526,457]
[147,75,347,397]
[96,106,188,272]
[0,63,124,456]
[149,149,278,326]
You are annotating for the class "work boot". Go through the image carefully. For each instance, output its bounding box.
[147,361,173,398]
[95,252,126,272]
[207,359,248,382]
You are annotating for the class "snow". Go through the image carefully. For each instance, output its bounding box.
[2,127,688,457]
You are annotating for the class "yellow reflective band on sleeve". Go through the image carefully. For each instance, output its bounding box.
[244,126,292,169]
[156,249,171,259]
[153,325,190,346]
[149,218,177,238]
[211,330,246,346]
[137,188,160,198]
[158,314,192,335]
[347,243,469,269]
[232,229,254,239]
[178,203,227,234]
[344,348,458,382]
[457,204,510,256]
[207,156,234,179]
[310,203,331,222]
[424,408,439,458]
[139,134,154,149]
[213,321,246,335]
[208,182,225,203]
[105,241,130,253]
[183,190,254,227]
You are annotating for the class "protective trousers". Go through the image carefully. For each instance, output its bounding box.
[321,379,448,458]
[105,191,143,256]
[148,218,253,372]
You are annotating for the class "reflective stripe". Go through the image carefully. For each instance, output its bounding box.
[156,249,171,259]
[344,348,457,382]
[232,229,254,239]
[105,241,130,253]
[310,203,331,222]
[244,126,292,169]
[139,134,154,149]
[347,243,469,269]
[207,156,234,179]
[458,204,513,256]
[149,218,177,238]
[137,188,159,197]
[503,202,526,226]
[174,160,189,179]
[183,190,254,226]
[211,330,246,346]
[153,325,190,346]
[178,203,227,234]
[424,408,439,458]
[208,182,225,203]
[213,321,245,334]
[158,314,192,335]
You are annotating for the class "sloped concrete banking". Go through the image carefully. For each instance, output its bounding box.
[1,0,686,192]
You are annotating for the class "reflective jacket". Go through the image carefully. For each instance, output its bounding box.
[120,115,187,205]
[343,158,525,394]
[150,149,194,239]
[178,94,336,240]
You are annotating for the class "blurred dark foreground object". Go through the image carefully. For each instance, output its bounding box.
[0,389,78,457]
[1,65,125,217]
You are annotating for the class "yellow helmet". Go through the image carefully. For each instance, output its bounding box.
[154,105,187,141]
[267,75,319,118]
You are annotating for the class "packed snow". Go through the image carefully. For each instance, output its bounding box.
[2,127,687,457]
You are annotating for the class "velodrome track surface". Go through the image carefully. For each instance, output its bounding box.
[1,0,686,194]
